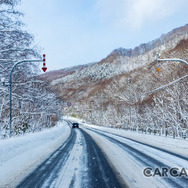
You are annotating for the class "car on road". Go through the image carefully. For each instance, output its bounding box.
[72,122,79,128]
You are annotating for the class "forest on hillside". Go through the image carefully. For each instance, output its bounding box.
[0,0,61,138]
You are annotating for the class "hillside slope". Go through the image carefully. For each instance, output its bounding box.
[42,24,188,134]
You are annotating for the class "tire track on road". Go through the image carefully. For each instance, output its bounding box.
[84,127,188,188]
[16,130,76,188]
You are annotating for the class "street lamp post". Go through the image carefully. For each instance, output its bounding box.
[156,56,188,71]
[142,56,188,135]
[8,58,46,137]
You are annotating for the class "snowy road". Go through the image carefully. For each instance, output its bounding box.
[1,120,187,188]
[16,122,123,188]
[83,127,188,188]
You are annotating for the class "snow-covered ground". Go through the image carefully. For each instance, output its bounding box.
[74,122,188,158]
[0,121,71,188]
[1,117,188,188]
[68,117,188,188]
[83,127,188,188]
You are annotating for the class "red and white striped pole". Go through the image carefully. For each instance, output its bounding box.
[42,54,47,72]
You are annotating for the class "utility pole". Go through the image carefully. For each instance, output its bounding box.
[135,93,139,132]
[90,100,94,124]
[101,93,104,126]
[128,78,131,130]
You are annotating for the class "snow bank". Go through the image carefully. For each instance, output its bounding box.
[0,121,71,188]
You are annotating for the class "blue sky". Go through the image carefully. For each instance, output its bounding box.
[18,0,188,71]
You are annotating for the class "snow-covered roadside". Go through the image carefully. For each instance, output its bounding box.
[0,121,71,188]
[67,117,188,158]
[83,128,172,188]
[83,123,188,158]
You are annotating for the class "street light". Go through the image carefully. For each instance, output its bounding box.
[156,54,188,71]
[7,55,47,137]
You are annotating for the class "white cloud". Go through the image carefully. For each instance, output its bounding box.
[96,0,187,29]
[95,0,126,24]
[125,0,176,28]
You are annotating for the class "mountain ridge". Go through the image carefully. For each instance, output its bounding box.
[110,24,188,57]
[42,23,188,83]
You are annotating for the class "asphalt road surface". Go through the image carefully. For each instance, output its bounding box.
[16,122,188,188]
[16,123,124,188]
[84,127,188,188]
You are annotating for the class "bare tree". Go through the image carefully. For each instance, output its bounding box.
[0,1,62,138]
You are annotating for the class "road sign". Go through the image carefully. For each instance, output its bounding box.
[42,54,47,72]
[42,67,47,72]
[67,102,71,106]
